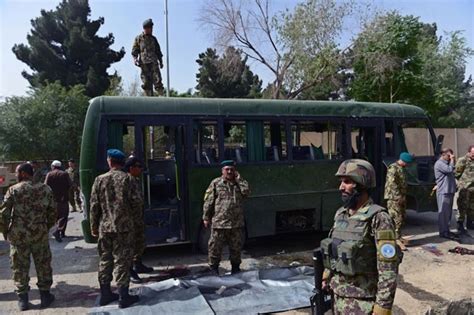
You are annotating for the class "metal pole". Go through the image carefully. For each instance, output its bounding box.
[165,0,170,97]
[454,128,458,157]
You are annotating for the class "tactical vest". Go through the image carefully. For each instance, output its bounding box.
[321,204,385,276]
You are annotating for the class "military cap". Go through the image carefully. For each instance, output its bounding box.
[220,160,236,167]
[107,149,126,161]
[399,152,413,163]
[124,156,142,171]
[68,158,75,163]
[143,18,154,28]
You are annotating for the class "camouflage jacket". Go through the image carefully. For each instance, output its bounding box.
[384,162,407,201]
[131,33,163,65]
[90,169,142,234]
[202,176,250,229]
[455,154,474,189]
[326,199,400,311]
[66,167,80,187]
[0,180,56,245]
[129,174,144,227]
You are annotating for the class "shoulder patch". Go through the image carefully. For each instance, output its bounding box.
[377,240,398,262]
[380,243,396,258]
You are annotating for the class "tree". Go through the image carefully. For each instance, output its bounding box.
[196,47,262,98]
[0,82,89,161]
[349,11,474,126]
[12,0,125,97]
[200,0,356,99]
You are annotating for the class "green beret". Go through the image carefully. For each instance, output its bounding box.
[220,160,236,167]
[143,18,154,28]
[400,152,413,163]
[107,149,126,161]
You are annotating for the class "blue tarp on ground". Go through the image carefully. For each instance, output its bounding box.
[89,266,315,315]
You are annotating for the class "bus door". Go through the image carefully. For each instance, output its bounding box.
[348,120,383,202]
[135,120,187,246]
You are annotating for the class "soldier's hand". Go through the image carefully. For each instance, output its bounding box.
[203,220,210,229]
[235,171,240,180]
[133,58,140,67]
[160,62,164,69]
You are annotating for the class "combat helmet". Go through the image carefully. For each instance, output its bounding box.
[335,159,376,189]
[143,18,154,28]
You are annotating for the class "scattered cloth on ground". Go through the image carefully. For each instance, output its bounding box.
[424,298,473,315]
[421,244,444,256]
[448,246,474,255]
[88,266,315,315]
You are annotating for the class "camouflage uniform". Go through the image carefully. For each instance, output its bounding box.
[0,180,56,294]
[455,154,474,224]
[322,199,401,315]
[384,162,407,239]
[131,33,164,96]
[129,175,145,262]
[66,167,82,212]
[90,169,142,288]
[203,176,250,267]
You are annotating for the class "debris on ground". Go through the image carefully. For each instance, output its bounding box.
[448,246,474,255]
[141,266,190,283]
[424,298,473,315]
[421,244,444,256]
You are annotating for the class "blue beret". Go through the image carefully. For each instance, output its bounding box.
[400,152,413,163]
[107,149,126,160]
[220,160,236,167]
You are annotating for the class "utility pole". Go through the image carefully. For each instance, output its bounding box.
[165,0,170,97]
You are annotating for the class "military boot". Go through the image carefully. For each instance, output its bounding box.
[208,264,219,276]
[39,290,55,309]
[231,264,241,275]
[118,286,139,309]
[134,260,154,273]
[99,283,119,306]
[129,268,143,284]
[17,293,29,311]
[457,222,468,235]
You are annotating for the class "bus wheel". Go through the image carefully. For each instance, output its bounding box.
[197,225,247,254]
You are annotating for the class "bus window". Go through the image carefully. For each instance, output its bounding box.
[291,121,343,160]
[193,121,219,164]
[263,121,287,161]
[103,121,136,169]
[351,127,377,162]
[398,121,434,157]
[224,121,247,163]
[384,121,395,157]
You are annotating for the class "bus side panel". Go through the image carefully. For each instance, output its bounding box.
[187,161,341,242]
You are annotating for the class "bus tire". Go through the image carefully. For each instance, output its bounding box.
[198,225,247,255]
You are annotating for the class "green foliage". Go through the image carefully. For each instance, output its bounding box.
[350,11,473,127]
[12,0,125,97]
[0,82,89,161]
[196,47,262,98]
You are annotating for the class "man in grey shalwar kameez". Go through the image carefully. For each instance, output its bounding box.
[434,148,458,239]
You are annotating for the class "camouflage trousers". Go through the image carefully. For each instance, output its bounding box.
[456,187,474,223]
[10,241,53,294]
[133,222,146,262]
[333,295,374,315]
[387,199,406,239]
[208,228,242,267]
[98,232,133,288]
[68,186,82,212]
[140,62,164,96]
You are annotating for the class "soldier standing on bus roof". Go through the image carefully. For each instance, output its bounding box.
[455,145,474,232]
[202,160,250,275]
[321,159,401,315]
[384,152,413,251]
[66,159,82,213]
[90,149,142,309]
[0,163,56,311]
[124,156,154,285]
[131,18,164,96]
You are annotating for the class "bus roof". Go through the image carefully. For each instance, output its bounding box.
[89,96,428,119]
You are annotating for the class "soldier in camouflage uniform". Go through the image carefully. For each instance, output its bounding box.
[384,152,413,251]
[66,159,82,213]
[0,163,56,311]
[455,145,474,232]
[132,18,164,96]
[321,159,401,315]
[124,157,154,285]
[90,149,142,309]
[202,160,250,275]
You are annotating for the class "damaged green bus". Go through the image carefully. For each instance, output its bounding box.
[80,97,441,251]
